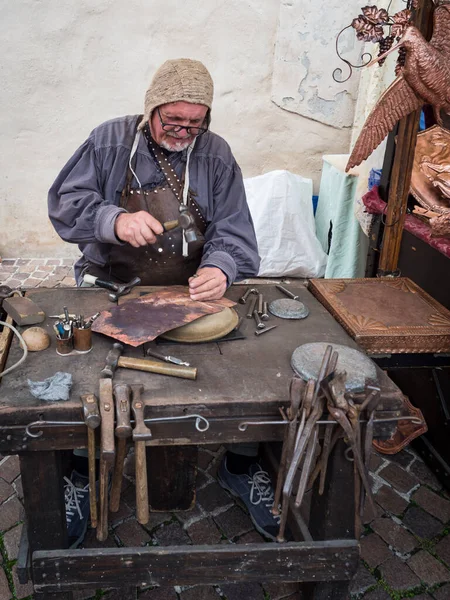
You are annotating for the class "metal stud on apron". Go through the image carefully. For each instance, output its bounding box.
[88,118,207,286]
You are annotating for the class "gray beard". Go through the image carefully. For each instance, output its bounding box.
[159,137,192,153]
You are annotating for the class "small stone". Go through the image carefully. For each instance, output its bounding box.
[0,456,20,483]
[435,535,450,567]
[0,478,14,503]
[153,521,191,546]
[198,449,214,471]
[371,516,417,554]
[11,563,34,599]
[369,452,384,472]
[349,562,377,596]
[174,502,204,527]
[403,506,443,540]
[12,476,23,500]
[412,486,450,523]
[3,523,23,560]
[360,533,391,568]
[236,530,265,544]
[0,496,23,531]
[433,583,450,600]
[384,449,415,469]
[378,555,420,590]
[0,567,12,600]
[196,482,234,513]
[220,582,265,600]
[262,581,300,600]
[378,463,419,494]
[361,588,391,600]
[187,517,222,545]
[375,485,408,515]
[214,506,254,540]
[114,520,151,546]
[81,528,116,548]
[181,585,221,600]
[22,277,41,288]
[60,276,76,287]
[407,550,450,586]
[139,586,179,599]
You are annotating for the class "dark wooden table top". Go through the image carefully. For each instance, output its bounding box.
[0,283,402,425]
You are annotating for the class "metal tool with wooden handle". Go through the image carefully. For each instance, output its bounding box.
[97,378,115,542]
[131,385,152,525]
[110,383,132,513]
[101,342,197,380]
[81,393,100,528]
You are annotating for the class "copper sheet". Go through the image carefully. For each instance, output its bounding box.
[91,286,235,347]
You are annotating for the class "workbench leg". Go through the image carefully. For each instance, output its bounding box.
[146,445,198,511]
[20,451,73,600]
[303,440,355,600]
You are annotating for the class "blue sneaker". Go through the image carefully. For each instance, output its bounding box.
[217,457,281,541]
[64,470,90,548]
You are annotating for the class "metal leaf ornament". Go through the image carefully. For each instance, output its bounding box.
[345,3,450,171]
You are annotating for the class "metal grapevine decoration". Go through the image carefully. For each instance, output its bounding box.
[342,2,450,171]
[333,4,413,83]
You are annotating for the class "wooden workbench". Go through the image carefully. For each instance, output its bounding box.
[0,283,407,599]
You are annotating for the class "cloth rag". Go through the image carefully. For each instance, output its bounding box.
[28,371,73,401]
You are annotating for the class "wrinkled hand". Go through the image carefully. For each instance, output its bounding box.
[189,267,227,301]
[115,211,164,247]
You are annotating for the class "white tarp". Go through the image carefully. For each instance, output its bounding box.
[244,170,327,278]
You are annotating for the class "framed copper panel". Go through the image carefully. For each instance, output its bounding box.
[308,277,450,354]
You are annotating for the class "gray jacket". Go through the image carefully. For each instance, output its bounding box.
[48,115,260,284]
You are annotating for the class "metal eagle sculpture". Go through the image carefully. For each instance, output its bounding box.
[346,2,450,172]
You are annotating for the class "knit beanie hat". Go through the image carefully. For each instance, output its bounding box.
[138,59,214,130]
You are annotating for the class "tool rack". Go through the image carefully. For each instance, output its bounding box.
[0,284,411,599]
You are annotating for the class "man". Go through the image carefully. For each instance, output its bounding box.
[48,58,280,543]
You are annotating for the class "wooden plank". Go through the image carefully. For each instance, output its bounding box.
[377,0,434,275]
[0,314,14,377]
[20,452,68,552]
[146,445,198,511]
[32,540,358,591]
[305,440,356,600]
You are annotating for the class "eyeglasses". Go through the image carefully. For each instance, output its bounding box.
[157,107,208,136]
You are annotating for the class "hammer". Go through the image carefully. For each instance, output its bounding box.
[82,275,141,302]
[109,383,132,513]
[162,205,197,243]
[97,378,115,542]
[81,393,100,528]
[101,343,197,380]
[131,384,151,525]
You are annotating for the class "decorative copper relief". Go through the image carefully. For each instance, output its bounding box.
[410,125,450,238]
[308,277,450,354]
[341,3,450,171]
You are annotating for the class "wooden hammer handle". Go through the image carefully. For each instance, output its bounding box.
[131,385,149,525]
[118,356,197,380]
[109,438,128,513]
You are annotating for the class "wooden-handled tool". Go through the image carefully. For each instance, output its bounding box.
[131,385,152,525]
[97,378,115,542]
[81,393,100,528]
[109,383,132,513]
[101,343,197,380]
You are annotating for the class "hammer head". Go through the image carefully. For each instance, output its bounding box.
[178,205,197,243]
[101,342,124,378]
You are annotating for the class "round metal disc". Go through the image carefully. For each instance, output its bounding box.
[268,298,309,319]
[160,307,239,343]
[291,342,377,392]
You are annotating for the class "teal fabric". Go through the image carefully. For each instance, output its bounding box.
[315,157,369,279]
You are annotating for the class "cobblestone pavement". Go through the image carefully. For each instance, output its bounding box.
[1,258,450,600]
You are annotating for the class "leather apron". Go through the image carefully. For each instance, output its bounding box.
[85,120,206,286]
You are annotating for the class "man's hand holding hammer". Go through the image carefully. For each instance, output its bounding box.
[115,211,164,247]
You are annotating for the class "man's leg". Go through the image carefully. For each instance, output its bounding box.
[217,443,282,541]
